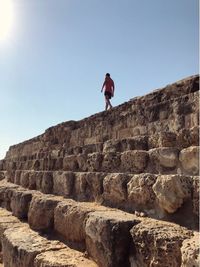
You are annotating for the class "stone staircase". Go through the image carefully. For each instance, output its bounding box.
[0,75,199,267]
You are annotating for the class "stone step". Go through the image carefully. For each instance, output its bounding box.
[0,208,98,267]
[1,171,199,228]
[3,145,199,178]
[0,182,199,267]
[1,126,198,165]
[4,79,199,162]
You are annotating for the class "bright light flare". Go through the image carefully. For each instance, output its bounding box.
[0,0,14,41]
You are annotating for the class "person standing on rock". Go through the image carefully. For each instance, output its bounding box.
[101,73,115,111]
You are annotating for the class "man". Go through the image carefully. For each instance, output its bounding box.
[101,73,115,111]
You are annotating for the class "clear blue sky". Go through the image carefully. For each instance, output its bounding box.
[0,0,199,159]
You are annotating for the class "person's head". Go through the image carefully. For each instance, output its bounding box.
[106,73,110,77]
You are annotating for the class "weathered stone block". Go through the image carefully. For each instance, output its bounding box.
[74,172,104,202]
[53,171,74,197]
[54,201,103,243]
[152,175,192,213]
[34,248,98,267]
[130,220,192,267]
[63,155,78,171]
[149,147,179,172]
[10,189,33,219]
[28,194,62,232]
[41,171,53,194]
[121,150,149,173]
[2,225,66,267]
[179,146,199,175]
[181,233,200,267]
[192,176,199,217]
[85,211,140,267]
[101,152,121,172]
[127,173,157,210]
[76,153,87,171]
[103,173,131,206]
[86,153,103,172]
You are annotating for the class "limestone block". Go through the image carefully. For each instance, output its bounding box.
[158,131,177,147]
[74,172,104,202]
[82,143,102,154]
[101,152,121,172]
[2,225,66,267]
[28,194,62,231]
[14,171,22,185]
[179,146,199,175]
[0,183,18,210]
[177,127,199,149]
[103,140,121,153]
[192,176,199,217]
[41,171,53,194]
[0,171,6,181]
[28,171,37,189]
[85,210,140,267]
[130,220,192,267]
[0,208,21,250]
[149,147,179,171]
[152,175,192,213]
[181,233,200,267]
[103,173,131,205]
[63,155,78,171]
[127,173,157,209]
[53,171,74,198]
[54,201,106,243]
[35,172,44,191]
[10,189,33,219]
[86,152,103,172]
[76,153,87,171]
[121,150,149,173]
[20,171,30,188]
[126,136,148,150]
[34,248,98,267]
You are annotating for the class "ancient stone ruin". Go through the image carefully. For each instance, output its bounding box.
[0,74,199,267]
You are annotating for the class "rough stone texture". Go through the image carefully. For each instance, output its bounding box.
[0,75,198,266]
[0,182,19,210]
[181,233,200,267]
[28,194,63,232]
[130,220,192,267]
[103,173,131,206]
[149,147,179,172]
[10,189,33,219]
[54,201,107,243]
[102,152,121,172]
[2,224,66,267]
[192,176,199,217]
[152,175,192,213]
[0,208,21,250]
[85,210,140,267]
[53,171,74,197]
[34,248,98,267]
[121,150,149,173]
[179,146,199,175]
[74,172,104,202]
[63,155,78,171]
[0,172,6,181]
[86,153,103,172]
[127,173,157,212]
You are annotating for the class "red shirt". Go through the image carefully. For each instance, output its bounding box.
[103,78,114,93]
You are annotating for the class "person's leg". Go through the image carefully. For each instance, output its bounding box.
[105,95,109,110]
[108,98,112,109]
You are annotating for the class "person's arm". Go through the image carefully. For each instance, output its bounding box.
[112,80,115,96]
[101,81,105,92]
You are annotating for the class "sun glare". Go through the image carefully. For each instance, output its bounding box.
[0,0,14,41]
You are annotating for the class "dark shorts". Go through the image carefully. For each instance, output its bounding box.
[104,91,112,99]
